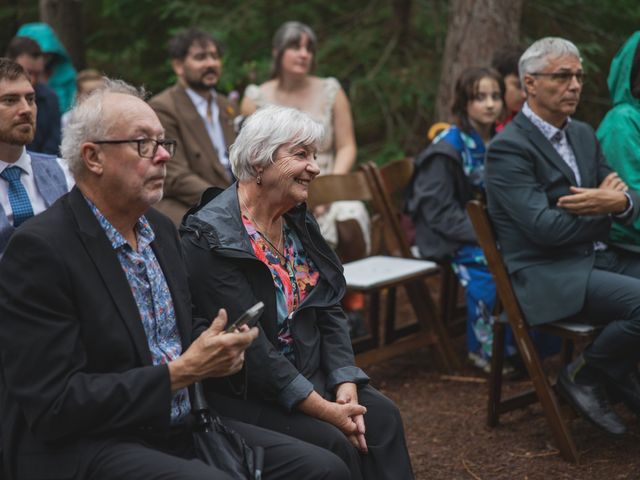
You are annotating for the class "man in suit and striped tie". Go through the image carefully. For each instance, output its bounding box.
[0,57,71,255]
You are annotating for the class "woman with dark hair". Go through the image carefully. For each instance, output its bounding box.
[408,67,510,370]
[182,105,414,480]
[240,21,368,255]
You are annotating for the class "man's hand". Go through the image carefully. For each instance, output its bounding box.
[557,186,629,215]
[336,382,368,453]
[168,309,258,391]
[599,172,628,192]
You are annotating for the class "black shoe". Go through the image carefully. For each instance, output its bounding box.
[605,370,640,416]
[557,366,627,435]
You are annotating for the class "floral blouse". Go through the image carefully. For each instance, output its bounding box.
[242,215,320,361]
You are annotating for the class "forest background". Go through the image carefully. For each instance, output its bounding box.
[2,0,640,165]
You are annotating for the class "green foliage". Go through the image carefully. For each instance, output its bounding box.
[3,0,640,164]
[78,0,450,164]
[523,0,640,126]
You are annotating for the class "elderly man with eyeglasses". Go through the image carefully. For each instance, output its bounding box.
[0,77,351,479]
[486,37,640,436]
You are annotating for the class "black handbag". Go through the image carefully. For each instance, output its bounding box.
[191,382,264,479]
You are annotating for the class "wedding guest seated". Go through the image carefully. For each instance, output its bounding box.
[181,105,414,480]
[0,79,351,480]
[240,20,369,256]
[6,36,61,155]
[492,45,526,131]
[407,67,518,372]
[487,37,640,436]
[0,58,71,256]
[597,31,640,247]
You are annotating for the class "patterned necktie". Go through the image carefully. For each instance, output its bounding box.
[1,165,34,227]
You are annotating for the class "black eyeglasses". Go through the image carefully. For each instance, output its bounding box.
[530,71,586,85]
[92,138,177,158]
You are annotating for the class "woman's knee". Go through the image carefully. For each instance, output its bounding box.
[305,450,352,480]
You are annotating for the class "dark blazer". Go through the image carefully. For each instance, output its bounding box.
[0,187,205,479]
[486,112,640,325]
[27,83,61,156]
[407,140,479,261]
[149,84,236,225]
[181,185,369,416]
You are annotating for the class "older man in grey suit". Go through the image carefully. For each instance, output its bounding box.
[486,37,640,435]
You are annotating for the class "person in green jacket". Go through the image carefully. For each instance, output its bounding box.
[597,31,640,245]
[17,22,77,114]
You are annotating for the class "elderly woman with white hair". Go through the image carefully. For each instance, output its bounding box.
[181,105,414,480]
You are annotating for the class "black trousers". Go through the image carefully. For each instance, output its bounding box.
[583,249,640,380]
[84,419,350,480]
[211,385,414,480]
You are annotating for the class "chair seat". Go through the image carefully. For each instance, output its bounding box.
[343,255,438,290]
[547,321,596,334]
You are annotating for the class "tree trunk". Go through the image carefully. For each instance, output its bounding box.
[39,0,85,69]
[434,0,523,123]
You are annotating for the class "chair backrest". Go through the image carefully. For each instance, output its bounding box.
[465,200,527,332]
[307,170,373,208]
[361,160,414,258]
[378,157,414,196]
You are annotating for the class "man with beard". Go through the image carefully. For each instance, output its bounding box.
[149,29,235,225]
[6,36,62,155]
[0,77,351,479]
[0,58,70,255]
[486,37,640,436]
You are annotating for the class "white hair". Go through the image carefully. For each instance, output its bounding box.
[60,78,146,179]
[230,105,325,181]
[519,37,582,89]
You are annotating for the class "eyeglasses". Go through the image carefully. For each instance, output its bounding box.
[530,71,586,85]
[92,138,177,158]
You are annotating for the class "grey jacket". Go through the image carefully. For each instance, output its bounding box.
[180,185,369,411]
[486,112,640,325]
[407,140,479,261]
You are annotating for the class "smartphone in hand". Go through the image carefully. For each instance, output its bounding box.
[224,301,265,333]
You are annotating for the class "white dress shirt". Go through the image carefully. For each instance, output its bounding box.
[0,147,74,224]
[185,88,229,167]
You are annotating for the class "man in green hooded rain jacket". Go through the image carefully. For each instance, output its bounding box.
[597,31,640,245]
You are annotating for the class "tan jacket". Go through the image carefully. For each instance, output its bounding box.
[149,84,236,225]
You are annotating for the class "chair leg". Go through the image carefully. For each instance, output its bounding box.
[404,279,461,371]
[384,287,397,344]
[370,291,381,348]
[488,321,506,427]
[561,338,574,365]
[513,325,579,462]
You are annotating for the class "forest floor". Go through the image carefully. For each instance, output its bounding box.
[362,289,640,480]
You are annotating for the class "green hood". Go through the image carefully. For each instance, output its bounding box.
[17,23,77,113]
[597,31,640,246]
[607,31,640,108]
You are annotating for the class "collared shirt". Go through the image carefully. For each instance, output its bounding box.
[242,215,320,362]
[0,147,74,225]
[522,102,582,186]
[86,198,190,424]
[521,102,632,250]
[185,88,229,167]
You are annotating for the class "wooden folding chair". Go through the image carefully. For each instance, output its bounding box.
[363,158,465,336]
[466,200,599,463]
[308,169,458,370]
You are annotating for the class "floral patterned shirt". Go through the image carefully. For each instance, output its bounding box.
[242,215,320,362]
[86,198,190,424]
